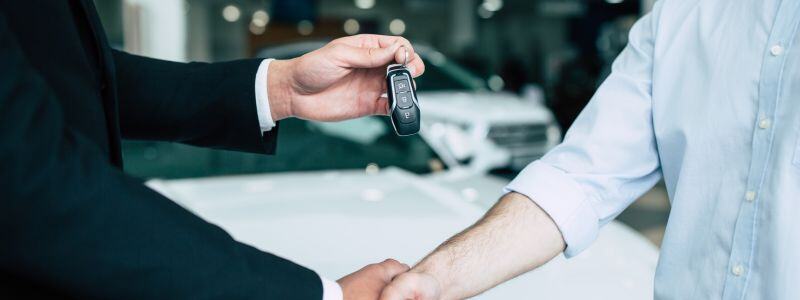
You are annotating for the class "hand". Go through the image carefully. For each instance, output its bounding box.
[267,34,425,122]
[380,271,441,300]
[338,259,410,300]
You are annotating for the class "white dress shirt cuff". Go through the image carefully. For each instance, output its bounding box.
[254,58,276,132]
[319,275,343,300]
[504,160,601,258]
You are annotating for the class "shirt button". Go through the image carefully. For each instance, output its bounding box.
[745,191,756,202]
[732,264,745,276]
[758,118,771,129]
[770,44,784,56]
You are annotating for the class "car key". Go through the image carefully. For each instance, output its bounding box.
[386,47,420,136]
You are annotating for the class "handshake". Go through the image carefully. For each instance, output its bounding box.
[261,35,434,299]
[338,259,439,300]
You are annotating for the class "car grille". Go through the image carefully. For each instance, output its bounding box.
[487,124,551,169]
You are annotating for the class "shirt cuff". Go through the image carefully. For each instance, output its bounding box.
[319,275,343,300]
[255,58,276,132]
[503,160,600,258]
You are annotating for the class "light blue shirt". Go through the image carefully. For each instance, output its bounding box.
[505,0,800,298]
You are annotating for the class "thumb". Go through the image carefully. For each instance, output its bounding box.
[379,259,411,282]
[379,272,440,300]
[379,280,414,300]
[332,42,401,69]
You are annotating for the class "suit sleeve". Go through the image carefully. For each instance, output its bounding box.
[112,50,278,154]
[0,15,320,299]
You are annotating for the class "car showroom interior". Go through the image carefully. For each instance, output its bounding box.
[90,0,666,298]
[14,0,795,299]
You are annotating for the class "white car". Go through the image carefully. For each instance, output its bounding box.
[257,43,561,172]
[143,116,657,299]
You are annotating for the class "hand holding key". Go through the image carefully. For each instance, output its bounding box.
[265,34,425,123]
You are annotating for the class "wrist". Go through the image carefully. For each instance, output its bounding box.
[266,59,297,121]
[410,264,452,299]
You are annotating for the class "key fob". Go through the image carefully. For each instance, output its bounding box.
[386,64,420,136]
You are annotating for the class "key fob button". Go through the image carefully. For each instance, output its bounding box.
[392,74,409,82]
[395,92,413,109]
[395,107,418,124]
[394,79,411,93]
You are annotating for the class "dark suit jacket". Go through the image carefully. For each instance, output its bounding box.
[0,1,322,299]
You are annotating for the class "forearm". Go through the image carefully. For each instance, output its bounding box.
[412,192,565,299]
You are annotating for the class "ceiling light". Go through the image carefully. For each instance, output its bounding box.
[343,19,360,35]
[221,5,241,22]
[481,0,503,12]
[252,10,269,27]
[249,22,266,35]
[389,19,406,35]
[297,20,314,36]
[355,0,375,9]
[488,75,505,91]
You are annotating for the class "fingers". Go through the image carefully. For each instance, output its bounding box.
[381,37,423,75]
[331,43,402,69]
[373,96,390,116]
[379,284,408,300]
[368,69,390,116]
[330,35,424,76]
[379,276,413,300]
[336,34,415,58]
[406,53,425,77]
[380,272,439,300]
[378,259,411,282]
[392,44,414,67]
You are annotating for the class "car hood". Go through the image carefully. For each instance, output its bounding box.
[147,168,488,222]
[147,168,657,299]
[419,91,553,125]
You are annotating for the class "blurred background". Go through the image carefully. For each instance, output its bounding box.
[93,1,669,296]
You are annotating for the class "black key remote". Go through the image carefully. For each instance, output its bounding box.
[386,64,420,136]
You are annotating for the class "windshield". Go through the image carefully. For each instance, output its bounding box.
[123,116,445,179]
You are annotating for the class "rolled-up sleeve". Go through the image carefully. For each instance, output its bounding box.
[506,1,664,258]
